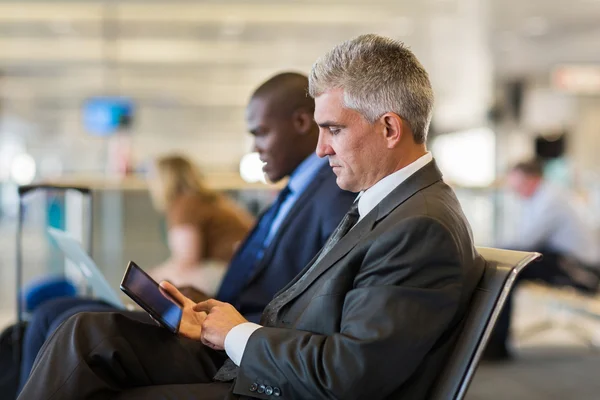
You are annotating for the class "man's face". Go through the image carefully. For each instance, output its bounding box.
[314,88,387,192]
[506,170,539,198]
[246,97,299,183]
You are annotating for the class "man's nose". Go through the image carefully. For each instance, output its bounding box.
[316,131,333,158]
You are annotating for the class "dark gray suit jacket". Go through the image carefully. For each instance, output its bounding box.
[233,161,485,400]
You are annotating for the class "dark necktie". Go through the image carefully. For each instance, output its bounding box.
[213,201,360,382]
[215,186,292,304]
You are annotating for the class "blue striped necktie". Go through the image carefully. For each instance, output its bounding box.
[215,186,292,304]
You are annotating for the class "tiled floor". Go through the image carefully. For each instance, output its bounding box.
[468,346,600,400]
[2,221,600,399]
[466,290,600,399]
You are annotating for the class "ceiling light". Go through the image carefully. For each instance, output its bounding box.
[10,153,36,185]
[239,152,266,184]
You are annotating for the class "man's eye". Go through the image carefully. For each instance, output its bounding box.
[329,127,341,135]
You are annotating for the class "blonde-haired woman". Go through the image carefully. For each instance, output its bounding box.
[146,154,254,297]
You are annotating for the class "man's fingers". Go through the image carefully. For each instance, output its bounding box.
[159,281,194,307]
[193,299,223,313]
[200,326,223,351]
[200,335,213,348]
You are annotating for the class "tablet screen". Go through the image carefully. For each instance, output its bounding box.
[120,262,182,333]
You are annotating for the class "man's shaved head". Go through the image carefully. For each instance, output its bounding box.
[246,72,320,183]
[250,72,315,118]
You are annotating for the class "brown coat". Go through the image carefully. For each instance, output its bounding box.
[167,193,255,263]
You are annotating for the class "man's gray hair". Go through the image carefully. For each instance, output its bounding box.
[309,34,434,144]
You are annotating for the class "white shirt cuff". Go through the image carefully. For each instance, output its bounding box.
[224,322,262,366]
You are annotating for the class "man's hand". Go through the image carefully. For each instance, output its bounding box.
[159,281,206,341]
[193,300,248,350]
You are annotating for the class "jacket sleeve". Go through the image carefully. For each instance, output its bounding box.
[232,216,464,400]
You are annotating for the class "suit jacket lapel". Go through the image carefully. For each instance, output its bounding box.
[269,209,376,299]
[245,163,331,285]
[278,161,444,306]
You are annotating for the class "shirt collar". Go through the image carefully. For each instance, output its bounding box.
[287,152,328,195]
[357,152,433,220]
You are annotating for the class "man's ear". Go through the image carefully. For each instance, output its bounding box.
[292,108,313,134]
[380,113,404,148]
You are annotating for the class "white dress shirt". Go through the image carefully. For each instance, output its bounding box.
[224,152,434,366]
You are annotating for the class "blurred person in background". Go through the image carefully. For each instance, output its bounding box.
[145,154,254,292]
[17,72,355,393]
[486,158,600,361]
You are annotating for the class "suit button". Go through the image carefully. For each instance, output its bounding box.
[257,384,266,394]
[265,386,273,395]
[273,387,281,396]
[249,383,258,392]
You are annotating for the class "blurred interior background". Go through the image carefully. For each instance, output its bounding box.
[1,1,600,398]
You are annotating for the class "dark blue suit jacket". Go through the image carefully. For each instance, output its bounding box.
[232,163,356,322]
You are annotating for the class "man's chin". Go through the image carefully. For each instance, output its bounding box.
[336,175,362,193]
[264,171,283,184]
[335,177,353,192]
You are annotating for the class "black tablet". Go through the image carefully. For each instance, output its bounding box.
[120,261,183,333]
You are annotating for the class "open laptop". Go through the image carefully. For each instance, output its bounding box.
[47,227,126,309]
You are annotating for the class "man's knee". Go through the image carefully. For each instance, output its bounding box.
[58,312,126,342]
